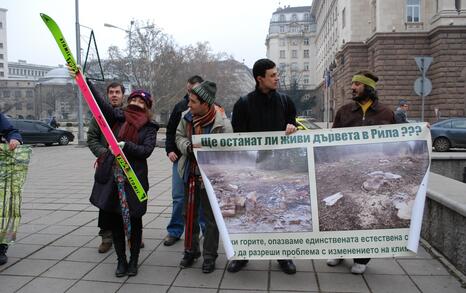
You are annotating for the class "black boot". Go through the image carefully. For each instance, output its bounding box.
[127,255,139,276]
[113,231,127,277]
[0,244,8,266]
[115,258,128,277]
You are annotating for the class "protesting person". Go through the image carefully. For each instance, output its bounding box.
[230,58,298,275]
[394,99,409,123]
[176,80,233,273]
[0,113,25,266]
[328,70,395,274]
[85,78,158,277]
[87,82,125,253]
[164,75,206,246]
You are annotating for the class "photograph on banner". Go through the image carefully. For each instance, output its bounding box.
[196,148,312,234]
[315,140,430,232]
[193,123,431,260]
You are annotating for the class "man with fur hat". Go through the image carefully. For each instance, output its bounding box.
[327,70,395,274]
[176,80,233,273]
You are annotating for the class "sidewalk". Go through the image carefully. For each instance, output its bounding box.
[0,145,464,293]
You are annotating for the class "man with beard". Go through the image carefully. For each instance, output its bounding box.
[327,70,395,274]
[229,58,298,275]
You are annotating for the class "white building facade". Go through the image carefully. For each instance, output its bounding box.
[266,6,317,90]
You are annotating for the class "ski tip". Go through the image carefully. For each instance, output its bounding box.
[40,13,50,21]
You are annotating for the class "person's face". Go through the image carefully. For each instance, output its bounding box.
[188,93,209,116]
[128,97,147,109]
[186,82,195,93]
[257,67,279,91]
[401,104,409,111]
[351,81,365,99]
[107,86,124,107]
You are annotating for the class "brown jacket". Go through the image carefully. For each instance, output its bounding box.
[333,99,395,128]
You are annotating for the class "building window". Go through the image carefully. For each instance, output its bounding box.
[279,63,286,71]
[0,43,3,49]
[280,39,286,47]
[292,50,298,58]
[0,63,3,68]
[291,14,298,21]
[303,76,310,84]
[26,90,33,97]
[291,39,298,46]
[280,50,286,59]
[3,90,10,97]
[14,90,21,98]
[27,103,33,110]
[303,25,310,32]
[0,72,3,77]
[342,8,346,28]
[290,25,298,33]
[15,102,22,110]
[304,50,310,58]
[280,25,285,33]
[407,0,421,22]
[304,63,310,71]
[304,38,309,45]
[304,13,310,21]
[279,14,285,22]
[0,54,3,60]
[291,62,298,71]
[0,22,3,29]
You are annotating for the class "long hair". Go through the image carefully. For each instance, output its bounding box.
[356,70,379,101]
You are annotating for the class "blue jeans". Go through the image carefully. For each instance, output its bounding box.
[166,161,205,238]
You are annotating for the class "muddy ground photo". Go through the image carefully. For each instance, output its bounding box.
[197,148,312,234]
[314,140,429,231]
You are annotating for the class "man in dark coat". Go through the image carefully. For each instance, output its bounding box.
[163,75,205,246]
[327,70,395,274]
[0,113,22,266]
[87,82,125,253]
[394,99,409,123]
[229,58,298,275]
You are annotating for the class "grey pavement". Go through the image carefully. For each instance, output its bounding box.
[0,145,464,293]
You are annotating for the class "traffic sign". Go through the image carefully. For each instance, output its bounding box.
[414,77,432,96]
[415,57,433,75]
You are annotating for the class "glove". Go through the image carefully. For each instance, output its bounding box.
[117,141,125,149]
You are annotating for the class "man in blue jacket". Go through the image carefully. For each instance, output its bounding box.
[0,113,22,265]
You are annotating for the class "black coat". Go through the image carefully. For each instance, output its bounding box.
[231,89,297,132]
[165,95,188,157]
[88,81,159,218]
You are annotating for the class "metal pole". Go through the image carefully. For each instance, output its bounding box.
[421,59,425,122]
[75,0,84,144]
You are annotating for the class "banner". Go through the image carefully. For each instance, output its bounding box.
[0,145,32,244]
[193,123,431,260]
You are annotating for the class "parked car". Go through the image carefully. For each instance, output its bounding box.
[430,118,466,151]
[8,119,74,146]
[296,117,321,130]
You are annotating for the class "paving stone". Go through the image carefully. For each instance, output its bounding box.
[411,275,466,293]
[317,272,370,292]
[270,271,318,291]
[0,276,33,293]
[174,267,223,288]
[82,263,127,283]
[397,259,450,275]
[220,270,268,290]
[29,246,77,260]
[37,225,78,235]
[52,234,94,247]
[66,280,121,293]
[313,259,353,273]
[170,287,218,293]
[16,277,74,293]
[270,259,313,272]
[365,274,421,293]
[6,243,43,258]
[42,260,97,279]
[226,260,271,271]
[65,247,112,263]
[125,265,179,285]
[363,258,405,275]
[17,233,62,245]
[119,283,169,293]
[143,251,183,267]
[0,259,57,276]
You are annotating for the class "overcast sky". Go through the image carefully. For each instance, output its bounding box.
[0,0,312,68]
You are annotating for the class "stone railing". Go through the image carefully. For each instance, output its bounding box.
[422,172,466,276]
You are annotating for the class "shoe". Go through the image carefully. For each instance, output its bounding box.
[127,257,139,276]
[326,258,343,266]
[115,259,128,277]
[163,235,180,246]
[202,259,216,273]
[227,260,249,273]
[0,244,8,266]
[277,259,296,274]
[98,241,112,253]
[179,251,201,268]
[351,263,367,274]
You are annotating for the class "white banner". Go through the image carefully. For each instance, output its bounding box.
[193,123,431,260]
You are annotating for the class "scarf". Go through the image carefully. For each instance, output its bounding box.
[116,104,149,144]
[184,105,216,252]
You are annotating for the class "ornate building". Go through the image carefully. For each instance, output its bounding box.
[312,0,466,122]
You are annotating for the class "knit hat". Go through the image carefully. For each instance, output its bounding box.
[128,89,153,109]
[191,81,216,105]
[398,99,408,106]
